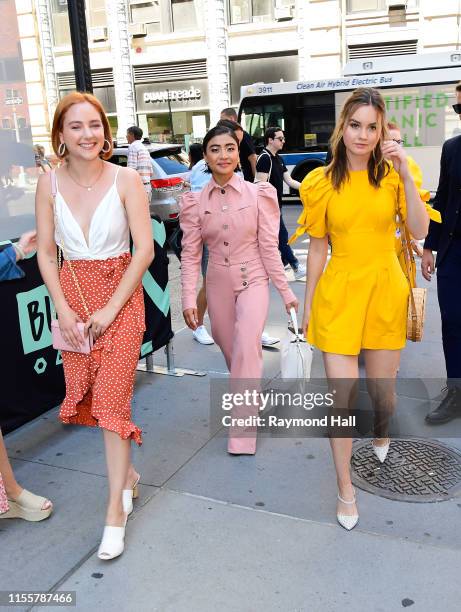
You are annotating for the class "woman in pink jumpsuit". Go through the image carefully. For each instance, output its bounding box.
[180,125,298,454]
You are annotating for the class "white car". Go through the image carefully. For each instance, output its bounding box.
[109,144,189,230]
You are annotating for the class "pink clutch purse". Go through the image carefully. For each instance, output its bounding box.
[51,320,93,354]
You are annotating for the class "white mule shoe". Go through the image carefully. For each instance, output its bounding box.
[97,515,127,561]
[122,474,140,516]
[337,489,359,531]
[372,439,390,464]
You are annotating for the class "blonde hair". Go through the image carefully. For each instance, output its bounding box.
[51,91,113,160]
[326,87,390,191]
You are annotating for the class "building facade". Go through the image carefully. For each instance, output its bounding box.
[15,1,461,146]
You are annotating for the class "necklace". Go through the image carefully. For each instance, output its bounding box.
[66,161,105,191]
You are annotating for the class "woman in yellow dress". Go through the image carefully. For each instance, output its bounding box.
[292,88,429,530]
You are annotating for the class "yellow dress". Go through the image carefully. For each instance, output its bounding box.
[291,166,425,355]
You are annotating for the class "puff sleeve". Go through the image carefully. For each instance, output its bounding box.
[288,167,331,244]
[179,191,203,311]
[256,183,296,305]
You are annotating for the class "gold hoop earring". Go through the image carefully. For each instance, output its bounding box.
[58,142,66,157]
[101,139,111,154]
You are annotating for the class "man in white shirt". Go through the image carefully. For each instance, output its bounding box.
[126,126,153,202]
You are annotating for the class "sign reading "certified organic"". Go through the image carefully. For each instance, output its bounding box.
[135,80,208,112]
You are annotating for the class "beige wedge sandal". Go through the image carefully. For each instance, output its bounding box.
[0,489,53,522]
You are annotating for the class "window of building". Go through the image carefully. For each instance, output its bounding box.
[51,0,71,46]
[229,0,273,25]
[2,118,11,129]
[88,0,107,28]
[130,0,161,34]
[347,0,418,12]
[5,88,20,100]
[0,58,24,83]
[171,0,203,31]
[17,117,27,129]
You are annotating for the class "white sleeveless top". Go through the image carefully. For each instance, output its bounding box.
[54,168,130,260]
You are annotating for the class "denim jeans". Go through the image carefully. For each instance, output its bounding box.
[279,214,298,268]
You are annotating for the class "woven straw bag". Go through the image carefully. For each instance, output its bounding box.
[397,215,426,342]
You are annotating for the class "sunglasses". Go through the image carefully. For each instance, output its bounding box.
[453,103,461,114]
[274,136,285,141]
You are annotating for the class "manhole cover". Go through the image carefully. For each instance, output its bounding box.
[351,438,461,503]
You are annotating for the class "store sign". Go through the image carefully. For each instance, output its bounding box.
[136,80,208,112]
[144,87,201,104]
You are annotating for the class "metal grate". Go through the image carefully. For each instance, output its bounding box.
[133,61,207,83]
[351,438,461,502]
[57,69,114,88]
[348,40,417,60]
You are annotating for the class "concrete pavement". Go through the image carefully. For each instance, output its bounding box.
[1,206,459,612]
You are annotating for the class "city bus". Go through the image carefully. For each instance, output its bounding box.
[238,52,461,200]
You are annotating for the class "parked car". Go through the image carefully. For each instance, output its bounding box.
[109,144,189,231]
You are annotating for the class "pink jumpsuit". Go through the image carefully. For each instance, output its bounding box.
[180,174,296,454]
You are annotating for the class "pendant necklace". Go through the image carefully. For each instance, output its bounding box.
[66,160,105,191]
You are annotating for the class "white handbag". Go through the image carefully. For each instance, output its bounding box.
[280,308,313,379]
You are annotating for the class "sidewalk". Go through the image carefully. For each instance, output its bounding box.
[1,207,460,612]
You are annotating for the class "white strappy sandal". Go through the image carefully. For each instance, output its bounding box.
[336,488,359,531]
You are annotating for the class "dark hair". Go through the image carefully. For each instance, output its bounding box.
[202,126,240,174]
[202,125,240,153]
[189,142,203,168]
[456,81,461,93]
[127,125,143,140]
[264,126,283,145]
[220,107,238,121]
[326,87,390,191]
[216,119,244,133]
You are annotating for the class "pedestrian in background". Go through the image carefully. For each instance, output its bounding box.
[255,126,306,280]
[294,87,429,530]
[422,81,461,424]
[34,145,52,174]
[180,125,298,455]
[126,126,153,203]
[0,230,53,522]
[388,121,441,286]
[220,107,257,181]
[36,92,154,560]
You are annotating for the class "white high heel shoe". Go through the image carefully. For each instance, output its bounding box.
[97,514,128,561]
[372,439,390,464]
[337,489,359,531]
[122,474,140,516]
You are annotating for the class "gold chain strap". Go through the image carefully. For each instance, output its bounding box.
[51,171,91,320]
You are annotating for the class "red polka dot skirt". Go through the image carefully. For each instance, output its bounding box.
[0,476,8,514]
[59,252,145,445]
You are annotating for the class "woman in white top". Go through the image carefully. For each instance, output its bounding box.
[36,92,154,560]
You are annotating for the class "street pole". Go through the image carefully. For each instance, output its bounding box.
[67,0,93,93]
[166,89,175,141]
[12,105,26,187]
